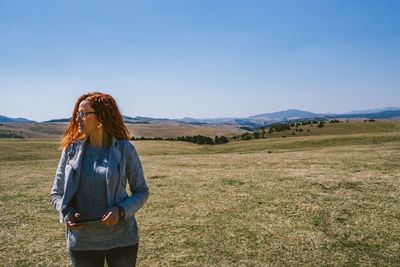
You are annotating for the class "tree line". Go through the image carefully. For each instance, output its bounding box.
[234,119,335,141]
[131,135,229,145]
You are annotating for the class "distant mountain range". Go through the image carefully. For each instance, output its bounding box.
[44,116,168,124]
[249,109,321,121]
[1,107,400,129]
[346,107,400,114]
[0,115,36,123]
[178,108,400,128]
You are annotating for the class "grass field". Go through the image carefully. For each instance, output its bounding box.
[0,121,399,266]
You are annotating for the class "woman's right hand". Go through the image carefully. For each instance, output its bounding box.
[67,213,87,229]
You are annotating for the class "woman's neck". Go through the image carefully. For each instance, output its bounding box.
[88,129,112,148]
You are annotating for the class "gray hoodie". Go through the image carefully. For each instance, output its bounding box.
[50,137,149,249]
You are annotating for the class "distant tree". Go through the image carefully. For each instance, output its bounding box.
[273,123,291,132]
[268,127,274,134]
[193,135,214,144]
[220,136,229,143]
[241,133,251,140]
[317,121,325,128]
[261,128,266,138]
[215,135,229,144]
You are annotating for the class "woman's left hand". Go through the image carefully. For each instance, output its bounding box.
[101,207,120,226]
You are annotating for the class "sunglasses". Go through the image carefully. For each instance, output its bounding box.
[76,111,96,118]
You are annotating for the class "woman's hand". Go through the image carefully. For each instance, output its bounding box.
[101,207,120,227]
[67,213,87,229]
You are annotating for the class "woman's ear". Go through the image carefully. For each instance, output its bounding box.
[97,123,103,128]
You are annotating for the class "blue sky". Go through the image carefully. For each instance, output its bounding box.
[1,0,399,121]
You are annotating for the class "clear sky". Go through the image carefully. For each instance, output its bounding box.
[1,0,399,122]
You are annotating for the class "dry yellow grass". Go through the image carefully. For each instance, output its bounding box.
[0,130,399,266]
[0,121,246,139]
[262,120,400,138]
[0,123,65,138]
[126,122,245,138]
[138,141,400,266]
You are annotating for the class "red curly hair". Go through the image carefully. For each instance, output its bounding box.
[61,92,130,148]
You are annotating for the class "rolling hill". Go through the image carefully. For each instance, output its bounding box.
[1,107,400,138]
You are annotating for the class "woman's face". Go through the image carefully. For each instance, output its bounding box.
[76,100,98,135]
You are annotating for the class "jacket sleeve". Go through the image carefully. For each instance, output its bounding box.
[116,143,149,220]
[50,148,76,223]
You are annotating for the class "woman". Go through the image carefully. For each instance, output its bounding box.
[50,92,149,267]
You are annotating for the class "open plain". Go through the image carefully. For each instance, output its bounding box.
[0,121,399,266]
